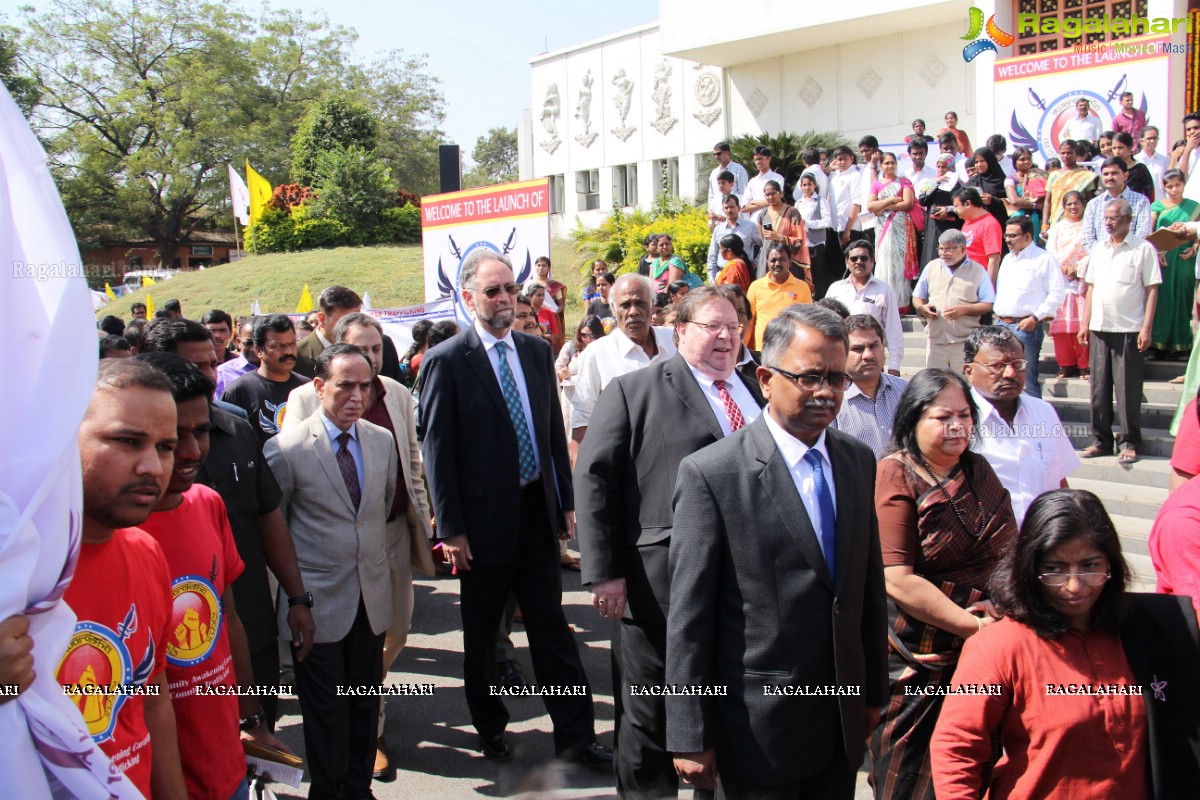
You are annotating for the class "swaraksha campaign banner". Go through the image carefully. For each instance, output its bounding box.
[421,179,552,320]
[992,33,1173,163]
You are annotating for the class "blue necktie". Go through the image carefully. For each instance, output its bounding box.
[495,342,538,482]
[803,449,837,578]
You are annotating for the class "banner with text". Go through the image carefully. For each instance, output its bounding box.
[993,34,1173,163]
[421,179,552,321]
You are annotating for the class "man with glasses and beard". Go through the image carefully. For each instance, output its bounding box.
[220,314,310,448]
[419,249,611,767]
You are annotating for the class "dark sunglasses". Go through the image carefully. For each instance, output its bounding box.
[848,255,871,263]
[478,282,520,299]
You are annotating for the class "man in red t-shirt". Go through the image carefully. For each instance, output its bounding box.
[953,186,1003,285]
[60,359,188,799]
[135,352,291,800]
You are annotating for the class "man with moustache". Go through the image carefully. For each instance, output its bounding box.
[831,315,907,459]
[824,241,904,375]
[1080,158,1151,253]
[964,326,1078,525]
[266,345,399,799]
[993,215,1066,396]
[221,314,310,447]
[576,286,764,798]
[134,353,290,800]
[283,313,435,781]
[667,305,887,799]
[58,360,188,800]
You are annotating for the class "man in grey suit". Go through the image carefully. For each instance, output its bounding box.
[575,286,764,798]
[264,344,399,800]
[667,305,888,800]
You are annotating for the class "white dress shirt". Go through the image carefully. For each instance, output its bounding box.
[1135,149,1168,198]
[746,170,786,207]
[795,193,834,247]
[825,276,905,371]
[830,166,862,232]
[763,413,837,569]
[708,161,750,216]
[571,326,677,429]
[686,364,762,437]
[474,321,542,475]
[1063,116,1101,143]
[902,163,937,197]
[1084,235,1162,332]
[318,410,364,492]
[969,387,1080,526]
[993,242,1067,320]
[857,164,879,229]
[707,215,762,281]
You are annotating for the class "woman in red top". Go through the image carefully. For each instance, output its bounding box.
[714,233,753,292]
[533,255,567,334]
[932,489,1200,799]
[525,280,563,355]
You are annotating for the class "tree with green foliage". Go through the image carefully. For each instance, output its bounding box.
[0,25,37,116]
[291,95,379,187]
[309,145,395,242]
[463,127,517,188]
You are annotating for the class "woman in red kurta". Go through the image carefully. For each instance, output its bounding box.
[931,489,1151,799]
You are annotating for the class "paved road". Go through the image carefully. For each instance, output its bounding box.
[267,563,874,799]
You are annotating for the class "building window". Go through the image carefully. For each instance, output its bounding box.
[576,169,600,211]
[653,158,679,199]
[191,245,214,256]
[612,164,638,207]
[549,175,565,214]
[1014,0,1150,55]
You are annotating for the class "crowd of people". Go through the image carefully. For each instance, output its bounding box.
[7,105,1200,800]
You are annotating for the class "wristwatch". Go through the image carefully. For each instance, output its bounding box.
[239,710,266,732]
[287,591,314,608]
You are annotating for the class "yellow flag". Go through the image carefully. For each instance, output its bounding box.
[104,282,116,300]
[146,293,155,318]
[246,160,273,225]
[296,283,314,313]
[141,275,156,287]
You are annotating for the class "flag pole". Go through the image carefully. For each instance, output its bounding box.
[232,215,241,259]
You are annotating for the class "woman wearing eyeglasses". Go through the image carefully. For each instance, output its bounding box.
[867,368,1018,800]
[932,489,1200,799]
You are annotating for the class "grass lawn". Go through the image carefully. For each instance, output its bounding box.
[97,237,587,323]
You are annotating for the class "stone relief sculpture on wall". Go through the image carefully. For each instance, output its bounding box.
[650,61,678,136]
[574,70,597,148]
[693,71,721,127]
[610,68,636,142]
[540,83,561,154]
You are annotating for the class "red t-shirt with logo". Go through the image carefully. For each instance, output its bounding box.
[139,484,246,800]
[963,213,1003,275]
[57,527,172,799]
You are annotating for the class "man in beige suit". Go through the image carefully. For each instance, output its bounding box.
[265,343,398,800]
[284,312,435,780]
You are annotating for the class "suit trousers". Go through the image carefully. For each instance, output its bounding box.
[294,599,385,800]
[379,517,417,738]
[458,478,595,752]
[715,742,855,800]
[615,617,677,799]
[1089,330,1143,450]
[250,642,280,730]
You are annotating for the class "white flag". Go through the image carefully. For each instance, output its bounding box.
[228,163,250,226]
[362,292,372,311]
[251,298,262,316]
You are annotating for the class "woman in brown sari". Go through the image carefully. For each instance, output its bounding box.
[754,179,811,289]
[868,368,1019,800]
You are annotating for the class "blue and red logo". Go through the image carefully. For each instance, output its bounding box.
[962,8,1014,62]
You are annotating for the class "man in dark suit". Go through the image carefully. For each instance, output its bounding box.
[576,286,764,798]
[419,249,611,766]
[294,285,404,383]
[667,304,888,800]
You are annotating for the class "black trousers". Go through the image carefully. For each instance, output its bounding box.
[250,642,280,729]
[293,599,384,800]
[459,479,595,752]
[615,618,678,799]
[1089,330,1144,450]
[717,743,855,800]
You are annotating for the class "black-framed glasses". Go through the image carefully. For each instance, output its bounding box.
[1038,571,1110,587]
[972,358,1028,374]
[688,320,742,336]
[766,365,853,392]
[848,255,872,263]
[477,282,520,299]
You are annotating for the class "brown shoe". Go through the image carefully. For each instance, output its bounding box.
[373,739,396,782]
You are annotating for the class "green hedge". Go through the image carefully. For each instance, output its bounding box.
[572,205,711,283]
[246,203,421,254]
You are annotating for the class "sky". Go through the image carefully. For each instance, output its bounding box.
[1,0,659,167]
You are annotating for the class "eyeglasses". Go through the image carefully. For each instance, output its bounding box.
[688,320,742,336]
[1002,232,1028,240]
[937,245,964,253]
[766,365,853,391]
[1038,571,1110,587]
[972,358,1028,374]
[1143,135,1159,141]
[477,282,520,299]
[848,255,872,263]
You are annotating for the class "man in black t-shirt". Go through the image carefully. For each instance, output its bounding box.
[221,314,310,447]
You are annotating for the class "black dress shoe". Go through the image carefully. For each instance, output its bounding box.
[480,732,513,763]
[372,739,396,782]
[497,659,526,688]
[560,740,614,768]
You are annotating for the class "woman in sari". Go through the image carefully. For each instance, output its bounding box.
[714,233,753,292]
[651,234,688,294]
[1042,139,1099,237]
[755,179,811,288]
[921,154,964,268]
[1149,169,1198,357]
[966,148,1009,230]
[1003,147,1048,238]
[868,152,918,309]
[868,368,1018,800]
[1045,191,1090,379]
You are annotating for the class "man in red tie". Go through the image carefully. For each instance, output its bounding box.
[574,286,765,799]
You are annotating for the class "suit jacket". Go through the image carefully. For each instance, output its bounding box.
[575,353,764,625]
[665,415,888,785]
[283,376,436,577]
[264,413,398,642]
[419,326,572,567]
